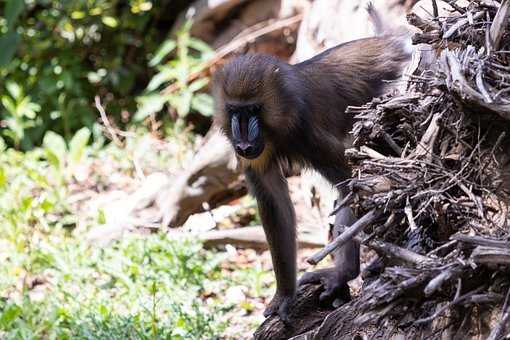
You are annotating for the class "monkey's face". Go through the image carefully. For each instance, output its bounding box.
[226,103,264,160]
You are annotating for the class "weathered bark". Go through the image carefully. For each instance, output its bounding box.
[158,128,245,227]
[174,0,306,56]
[253,284,334,340]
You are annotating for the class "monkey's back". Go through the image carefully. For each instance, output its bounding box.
[294,35,410,135]
[296,35,410,98]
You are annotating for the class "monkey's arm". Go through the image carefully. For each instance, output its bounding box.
[245,165,297,321]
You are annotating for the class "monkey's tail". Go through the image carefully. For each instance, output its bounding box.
[367,2,414,58]
[366,2,413,37]
[366,2,385,36]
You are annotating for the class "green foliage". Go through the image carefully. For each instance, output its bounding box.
[0,1,263,336]
[0,0,169,149]
[0,151,183,338]
[0,0,23,67]
[0,230,225,339]
[0,30,20,67]
[0,81,41,148]
[0,134,271,339]
[136,21,215,123]
[42,127,91,181]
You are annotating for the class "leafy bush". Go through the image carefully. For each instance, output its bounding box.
[0,132,273,339]
[135,21,215,124]
[0,0,190,149]
[0,2,260,337]
[0,230,225,339]
[0,139,223,339]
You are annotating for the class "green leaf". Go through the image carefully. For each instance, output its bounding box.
[90,7,102,16]
[188,78,209,92]
[71,11,86,20]
[0,31,21,68]
[43,131,67,169]
[146,67,176,92]
[134,95,168,121]
[6,82,22,99]
[188,38,213,54]
[3,127,22,144]
[24,101,41,118]
[5,0,25,29]
[0,167,6,189]
[1,96,17,115]
[102,16,118,28]
[174,62,189,85]
[0,303,22,328]
[40,198,54,212]
[97,209,106,225]
[191,93,214,117]
[20,196,33,212]
[149,40,177,67]
[172,91,192,117]
[69,127,91,164]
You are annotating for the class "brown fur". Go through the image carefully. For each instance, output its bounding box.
[214,35,409,172]
[213,34,410,321]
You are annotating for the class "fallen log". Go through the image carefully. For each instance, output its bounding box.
[201,226,325,250]
[158,128,245,227]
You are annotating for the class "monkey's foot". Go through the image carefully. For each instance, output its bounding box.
[263,292,295,324]
[298,268,351,308]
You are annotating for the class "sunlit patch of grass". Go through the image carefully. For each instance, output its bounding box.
[0,137,273,339]
[0,230,227,339]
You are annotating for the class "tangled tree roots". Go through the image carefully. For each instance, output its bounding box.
[256,1,510,339]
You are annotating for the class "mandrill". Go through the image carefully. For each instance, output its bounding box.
[213,35,410,322]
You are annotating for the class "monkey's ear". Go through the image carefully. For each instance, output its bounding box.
[211,77,230,132]
[211,67,224,91]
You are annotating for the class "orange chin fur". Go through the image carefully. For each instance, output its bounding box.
[239,143,272,173]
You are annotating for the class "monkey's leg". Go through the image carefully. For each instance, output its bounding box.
[245,166,297,323]
[298,159,360,306]
[331,206,360,303]
[299,205,360,306]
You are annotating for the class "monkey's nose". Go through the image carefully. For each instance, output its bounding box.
[235,143,254,156]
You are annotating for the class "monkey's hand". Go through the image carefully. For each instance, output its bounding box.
[298,268,351,308]
[263,292,294,323]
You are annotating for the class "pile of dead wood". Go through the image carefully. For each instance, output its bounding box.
[256,1,510,339]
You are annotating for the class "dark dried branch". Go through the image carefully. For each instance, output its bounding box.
[487,287,510,340]
[414,286,485,325]
[423,264,468,296]
[452,234,510,249]
[470,246,510,265]
[489,0,510,51]
[307,209,380,265]
[367,239,436,266]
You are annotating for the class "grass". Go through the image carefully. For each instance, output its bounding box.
[0,135,272,339]
[1,230,229,339]
[1,229,230,339]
